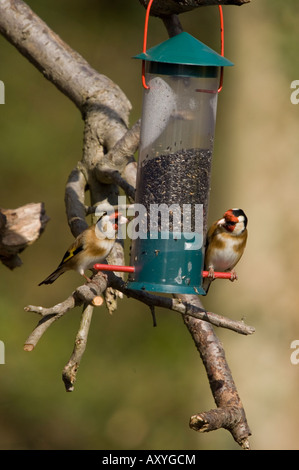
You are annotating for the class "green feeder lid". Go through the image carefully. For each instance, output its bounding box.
[134,31,233,67]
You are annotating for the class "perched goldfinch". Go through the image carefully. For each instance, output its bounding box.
[202,208,248,294]
[39,211,127,285]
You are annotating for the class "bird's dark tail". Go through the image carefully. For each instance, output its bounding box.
[38,267,65,286]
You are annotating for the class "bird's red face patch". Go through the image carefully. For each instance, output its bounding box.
[108,211,128,231]
[109,211,120,230]
[223,210,239,232]
[224,210,239,223]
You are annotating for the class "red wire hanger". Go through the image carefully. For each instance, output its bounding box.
[141,1,225,93]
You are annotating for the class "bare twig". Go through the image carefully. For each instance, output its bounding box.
[23,301,73,352]
[62,304,94,392]
[24,273,109,350]
[150,305,157,327]
[108,273,255,335]
[24,271,254,352]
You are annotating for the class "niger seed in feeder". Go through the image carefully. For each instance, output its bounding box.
[135,148,212,232]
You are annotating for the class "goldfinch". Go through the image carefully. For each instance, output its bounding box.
[202,208,248,294]
[39,211,127,285]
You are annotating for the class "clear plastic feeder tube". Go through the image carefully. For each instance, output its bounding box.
[137,63,219,233]
[128,63,220,294]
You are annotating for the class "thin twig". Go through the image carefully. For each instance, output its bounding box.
[62,303,94,392]
[108,273,255,336]
[23,297,74,351]
[149,305,157,327]
[24,270,254,354]
[24,273,109,350]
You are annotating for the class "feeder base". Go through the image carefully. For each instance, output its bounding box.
[128,231,206,295]
[126,280,206,295]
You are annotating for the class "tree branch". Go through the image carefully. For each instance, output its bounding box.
[139,0,250,17]
[180,294,251,448]
[0,203,49,269]
[95,118,140,201]
[65,166,89,238]
[24,272,254,347]
[0,0,135,316]
[108,273,255,335]
[62,304,94,392]
[162,14,184,37]
[24,272,254,404]
[189,407,251,449]
[0,0,131,126]
[23,273,109,351]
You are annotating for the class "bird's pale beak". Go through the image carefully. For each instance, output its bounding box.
[217,217,226,226]
[118,214,128,225]
[109,212,128,229]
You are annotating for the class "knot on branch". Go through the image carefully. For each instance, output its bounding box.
[190,406,251,449]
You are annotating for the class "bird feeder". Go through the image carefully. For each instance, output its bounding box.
[125,27,233,295]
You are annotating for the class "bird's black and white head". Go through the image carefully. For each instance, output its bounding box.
[217,208,248,236]
[96,211,128,239]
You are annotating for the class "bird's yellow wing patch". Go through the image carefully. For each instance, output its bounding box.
[59,245,84,267]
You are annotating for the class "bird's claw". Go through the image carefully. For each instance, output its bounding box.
[207,267,215,279]
[229,270,238,282]
[83,274,92,283]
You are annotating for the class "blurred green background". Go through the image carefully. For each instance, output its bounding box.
[0,0,299,450]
